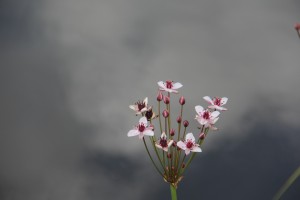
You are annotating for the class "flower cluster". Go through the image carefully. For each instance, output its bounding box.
[127,80,228,188]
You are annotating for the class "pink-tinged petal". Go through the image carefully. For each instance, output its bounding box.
[195,105,204,114]
[211,111,220,119]
[203,96,213,105]
[176,141,186,150]
[185,133,195,142]
[139,117,148,125]
[209,125,218,130]
[129,105,137,111]
[127,129,139,137]
[161,132,167,139]
[143,97,148,105]
[212,105,227,111]
[170,89,179,94]
[138,133,144,139]
[191,146,202,152]
[168,140,174,147]
[158,81,166,89]
[199,118,208,125]
[162,147,169,152]
[221,97,228,105]
[185,149,191,155]
[143,129,154,136]
[155,143,163,149]
[172,82,183,89]
[211,117,219,124]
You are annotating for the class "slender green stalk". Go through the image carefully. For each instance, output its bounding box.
[170,184,178,200]
[143,138,163,177]
[158,101,163,134]
[273,166,300,200]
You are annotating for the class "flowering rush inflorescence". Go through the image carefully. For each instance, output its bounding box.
[127,80,228,199]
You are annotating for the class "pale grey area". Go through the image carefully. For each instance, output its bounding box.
[1,0,300,199]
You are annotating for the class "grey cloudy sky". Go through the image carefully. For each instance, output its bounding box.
[1,0,300,199]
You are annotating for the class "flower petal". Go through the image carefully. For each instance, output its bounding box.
[211,111,220,119]
[139,117,148,126]
[176,141,186,150]
[191,146,202,152]
[129,105,137,111]
[143,129,154,136]
[168,140,174,147]
[185,149,191,155]
[185,133,195,142]
[203,96,213,105]
[172,82,183,89]
[158,81,166,89]
[143,97,148,105]
[155,143,163,149]
[195,105,204,114]
[221,97,228,105]
[127,129,139,137]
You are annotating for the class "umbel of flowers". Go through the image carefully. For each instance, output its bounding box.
[127,80,228,200]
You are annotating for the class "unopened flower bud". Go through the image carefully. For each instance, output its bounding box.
[167,153,172,159]
[170,129,175,136]
[145,109,153,121]
[183,120,189,127]
[172,141,177,147]
[295,23,300,31]
[163,96,170,104]
[157,91,163,101]
[199,132,205,140]
[176,116,182,123]
[182,163,185,168]
[162,109,169,118]
[179,96,185,105]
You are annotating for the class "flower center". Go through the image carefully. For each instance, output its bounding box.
[166,80,173,89]
[186,141,193,149]
[138,123,146,132]
[214,97,221,106]
[136,101,146,111]
[203,111,210,120]
[159,138,168,148]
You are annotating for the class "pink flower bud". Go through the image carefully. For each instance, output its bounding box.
[163,96,170,104]
[182,163,185,168]
[157,91,163,101]
[295,23,300,31]
[183,120,189,127]
[199,132,205,140]
[162,109,169,118]
[176,116,182,123]
[167,153,172,159]
[170,128,175,136]
[179,96,185,105]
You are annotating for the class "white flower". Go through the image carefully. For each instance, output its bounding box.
[203,96,228,111]
[155,132,173,152]
[177,133,202,155]
[128,117,154,139]
[195,105,220,130]
[129,97,151,115]
[157,80,183,94]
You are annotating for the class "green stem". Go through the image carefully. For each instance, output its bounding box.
[143,138,163,177]
[273,166,300,200]
[170,184,178,200]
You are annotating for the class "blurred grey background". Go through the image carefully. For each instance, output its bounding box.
[1,0,300,199]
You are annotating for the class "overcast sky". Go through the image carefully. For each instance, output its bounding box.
[1,0,300,199]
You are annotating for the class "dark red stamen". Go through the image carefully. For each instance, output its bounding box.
[214,97,221,106]
[186,141,193,149]
[136,100,146,111]
[166,80,173,89]
[160,138,168,148]
[203,111,210,120]
[138,123,146,132]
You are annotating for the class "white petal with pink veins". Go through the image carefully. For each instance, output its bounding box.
[185,133,195,142]
[195,105,204,114]
[172,82,183,89]
[139,117,147,125]
[127,130,139,137]
[191,146,202,152]
[203,96,213,105]
[221,97,228,105]
[211,111,220,119]
[143,129,154,136]
[157,81,166,89]
[176,141,186,150]
[185,149,191,155]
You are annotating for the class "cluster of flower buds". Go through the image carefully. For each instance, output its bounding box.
[128,80,228,188]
